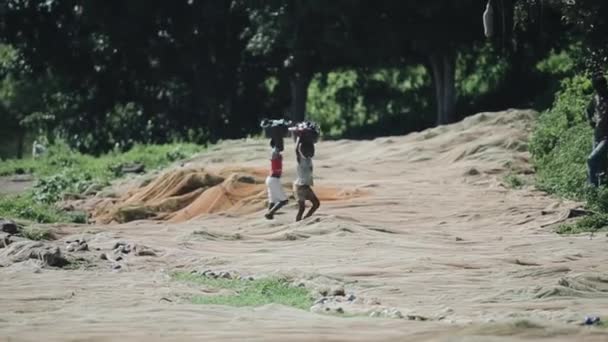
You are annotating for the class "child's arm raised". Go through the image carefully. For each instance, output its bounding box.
[295,136,303,162]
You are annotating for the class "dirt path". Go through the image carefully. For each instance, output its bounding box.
[0,175,33,196]
[2,110,608,341]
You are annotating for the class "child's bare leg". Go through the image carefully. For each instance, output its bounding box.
[268,200,287,215]
[264,202,275,219]
[264,200,287,220]
[296,201,306,222]
[304,192,320,219]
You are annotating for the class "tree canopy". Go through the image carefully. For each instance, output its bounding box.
[0,0,602,156]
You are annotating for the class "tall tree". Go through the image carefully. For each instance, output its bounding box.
[549,0,608,69]
[367,0,484,125]
[0,0,267,152]
[239,0,356,122]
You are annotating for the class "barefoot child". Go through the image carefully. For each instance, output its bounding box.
[292,122,320,221]
[261,119,290,220]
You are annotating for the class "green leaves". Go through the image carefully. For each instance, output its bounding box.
[0,142,203,223]
[173,272,313,310]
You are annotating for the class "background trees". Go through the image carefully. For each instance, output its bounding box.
[0,0,598,157]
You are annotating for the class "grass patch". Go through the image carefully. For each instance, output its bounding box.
[0,142,202,178]
[20,226,55,241]
[529,74,592,200]
[556,213,608,234]
[172,272,313,310]
[504,173,527,189]
[529,72,608,234]
[0,142,203,223]
[0,194,73,223]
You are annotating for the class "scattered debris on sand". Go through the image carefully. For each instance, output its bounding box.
[0,241,69,267]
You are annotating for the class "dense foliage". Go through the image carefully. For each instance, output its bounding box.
[0,142,202,223]
[529,43,608,233]
[0,0,581,157]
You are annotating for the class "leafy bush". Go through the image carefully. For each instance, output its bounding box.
[307,67,432,138]
[33,170,95,204]
[20,226,56,241]
[0,142,202,178]
[529,70,608,233]
[504,173,526,189]
[0,142,203,223]
[0,194,71,223]
[556,212,608,234]
[457,43,509,100]
[530,74,592,198]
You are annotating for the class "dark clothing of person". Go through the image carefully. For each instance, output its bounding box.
[586,94,608,186]
[587,94,608,141]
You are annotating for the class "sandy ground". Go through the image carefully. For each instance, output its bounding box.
[0,175,33,196]
[2,109,608,341]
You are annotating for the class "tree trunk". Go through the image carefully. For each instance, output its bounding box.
[442,52,456,125]
[502,0,515,51]
[429,54,445,125]
[428,52,456,126]
[289,71,312,122]
[16,128,24,159]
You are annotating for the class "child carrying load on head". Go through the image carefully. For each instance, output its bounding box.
[290,121,321,222]
[260,119,291,220]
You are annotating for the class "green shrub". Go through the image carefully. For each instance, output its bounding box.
[20,226,56,241]
[0,142,203,223]
[307,67,432,138]
[0,142,202,178]
[0,194,71,223]
[33,170,94,204]
[556,213,608,234]
[530,74,592,198]
[504,173,526,189]
[529,71,608,233]
[172,272,313,310]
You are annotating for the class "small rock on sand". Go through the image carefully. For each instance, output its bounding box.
[314,297,328,305]
[66,241,88,252]
[202,270,217,278]
[464,168,480,176]
[112,241,128,250]
[330,286,346,297]
[0,219,18,234]
[135,248,157,257]
[218,271,232,279]
[369,308,404,319]
[0,232,12,248]
[130,244,157,257]
[0,241,68,267]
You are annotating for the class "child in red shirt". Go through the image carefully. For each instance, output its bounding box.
[261,119,290,220]
[265,138,289,219]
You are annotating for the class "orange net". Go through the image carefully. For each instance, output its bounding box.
[92,166,366,224]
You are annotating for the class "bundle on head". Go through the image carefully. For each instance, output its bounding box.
[260,119,292,139]
[289,121,320,144]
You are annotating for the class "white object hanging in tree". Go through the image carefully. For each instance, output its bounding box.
[483,0,494,38]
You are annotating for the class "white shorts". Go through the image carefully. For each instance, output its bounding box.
[266,176,288,203]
